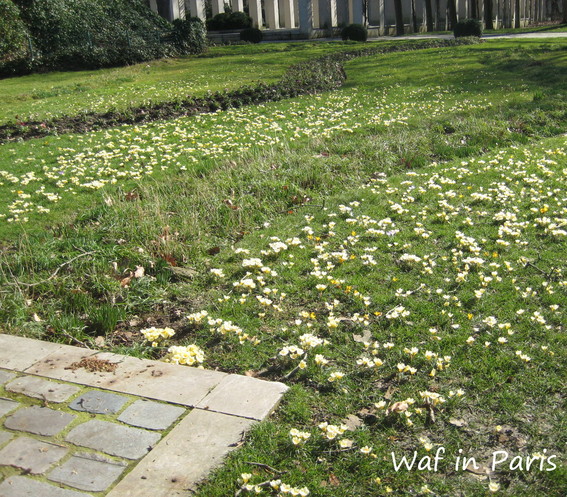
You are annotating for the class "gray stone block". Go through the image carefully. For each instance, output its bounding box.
[65,419,161,459]
[0,476,90,497]
[117,399,185,430]
[4,406,76,436]
[69,390,128,414]
[0,431,13,446]
[0,436,68,474]
[0,369,16,385]
[48,453,127,492]
[0,398,20,417]
[0,334,63,371]
[197,374,288,420]
[107,409,257,497]
[6,375,80,403]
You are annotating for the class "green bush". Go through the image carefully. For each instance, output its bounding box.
[341,24,368,42]
[207,11,252,30]
[1,0,206,75]
[240,27,263,43]
[0,0,29,62]
[172,17,207,54]
[454,18,482,37]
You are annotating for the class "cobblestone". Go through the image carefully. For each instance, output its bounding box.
[0,398,20,417]
[0,370,16,385]
[0,333,287,496]
[48,453,127,492]
[69,390,128,414]
[117,399,185,430]
[4,406,76,436]
[65,419,161,459]
[0,436,68,474]
[5,376,80,403]
[0,476,91,497]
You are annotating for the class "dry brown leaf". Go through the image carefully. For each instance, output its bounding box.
[352,329,372,344]
[448,418,467,427]
[342,414,363,431]
[120,276,132,287]
[328,474,340,486]
[384,385,398,400]
[387,401,409,415]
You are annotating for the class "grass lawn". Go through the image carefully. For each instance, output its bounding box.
[0,37,566,496]
[0,41,384,126]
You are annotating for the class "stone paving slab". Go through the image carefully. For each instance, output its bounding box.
[5,376,80,403]
[0,436,68,474]
[69,390,128,414]
[197,374,288,420]
[117,399,185,431]
[0,398,20,418]
[0,334,63,371]
[5,406,76,436]
[106,409,257,497]
[0,333,288,496]
[48,454,127,492]
[0,431,12,446]
[27,346,228,406]
[0,476,91,497]
[65,419,162,459]
[0,370,16,385]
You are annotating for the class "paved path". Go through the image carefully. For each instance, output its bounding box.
[0,334,287,497]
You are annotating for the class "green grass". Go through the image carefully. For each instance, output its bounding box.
[0,40,377,126]
[0,38,566,496]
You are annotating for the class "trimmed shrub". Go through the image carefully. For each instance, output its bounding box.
[240,27,263,43]
[207,11,252,30]
[454,18,482,37]
[172,17,207,54]
[0,0,29,62]
[341,24,368,42]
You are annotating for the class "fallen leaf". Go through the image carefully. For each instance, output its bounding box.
[207,246,221,255]
[120,276,132,287]
[32,313,42,322]
[223,199,239,210]
[352,329,372,344]
[94,336,106,348]
[342,414,363,431]
[384,385,398,400]
[328,474,340,486]
[133,266,145,278]
[387,401,409,415]
[448,418,467,427]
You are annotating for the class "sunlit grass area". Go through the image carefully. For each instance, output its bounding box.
[0,37,566,497]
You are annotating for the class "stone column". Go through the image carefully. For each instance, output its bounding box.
[189,0,205,19]
[148,0,159,14]
[170,0,181,20]
[312,0,320,27]
[211,0,225,15]
[349,0,364,24]
[232,0,244,12]
[280,0,297,27]
[265,0,281,27]
[298,0,314,35]
[249,0,263,27]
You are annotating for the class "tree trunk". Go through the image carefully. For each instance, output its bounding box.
[562,0,567,23]
[424,0,434,31]
[514,0,520,26]
[470,0,479,18]
[447,0,457,29]
[411,0,418,32]
[394,0,405,35]
[484,0,494,28]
